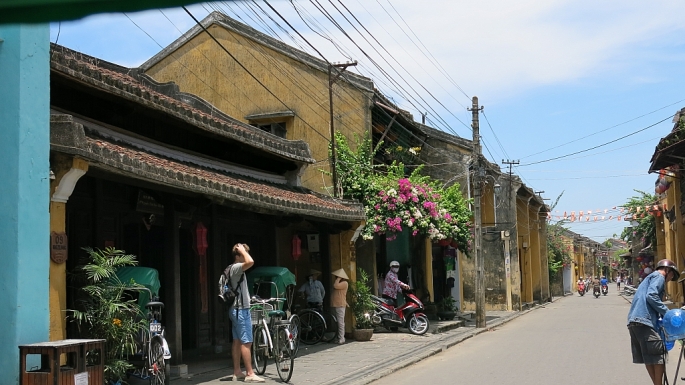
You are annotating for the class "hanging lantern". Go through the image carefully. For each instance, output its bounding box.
[292,234,302,261]
[438,239,450,247]
[193,222,208,257]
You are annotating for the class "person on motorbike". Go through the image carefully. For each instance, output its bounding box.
[383,261,410,307]
[592,276,601,295]
[600,276,608,287]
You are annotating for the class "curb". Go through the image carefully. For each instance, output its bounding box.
[330,303,548,385]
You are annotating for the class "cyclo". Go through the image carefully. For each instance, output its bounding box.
[114,266,171,385]
[246,267,298,382]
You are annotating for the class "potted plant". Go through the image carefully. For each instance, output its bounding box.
[69,247,146,384]
[351,268,375,341]
[437,296,458,320]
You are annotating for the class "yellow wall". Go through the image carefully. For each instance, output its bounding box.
[144,25,373,193]
[49,156,89,341]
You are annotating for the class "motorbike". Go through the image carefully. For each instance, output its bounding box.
[370,289,429,335]
[578,282,585,296]
[601,284,608,296]
[593,285,601,298]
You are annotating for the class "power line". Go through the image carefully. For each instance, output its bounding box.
[521,98,685,160]
[181,6,333,144]
[519,114,674,167]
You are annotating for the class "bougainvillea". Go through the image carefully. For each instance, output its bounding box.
[330,132,473,254]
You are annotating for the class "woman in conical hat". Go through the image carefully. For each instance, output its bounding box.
[331,268,349,344]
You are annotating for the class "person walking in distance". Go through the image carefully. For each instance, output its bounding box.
[383,261,410,307]
[331,269,349,344]
[225,243,264,383]
[627,259,680,385]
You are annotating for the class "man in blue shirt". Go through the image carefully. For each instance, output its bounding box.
[627,259,680,385]
[600,276,608,287]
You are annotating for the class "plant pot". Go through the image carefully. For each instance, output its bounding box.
[353,329,374,341]
[437,311,456,320]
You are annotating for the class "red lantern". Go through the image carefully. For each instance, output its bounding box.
[438,239,450,246]
[450,240,459,249]
[193,222,208,257]
[292,234,302,260]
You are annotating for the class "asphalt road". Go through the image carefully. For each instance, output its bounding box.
[371,292,684,385]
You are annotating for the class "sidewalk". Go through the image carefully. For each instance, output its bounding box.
[162,300,558,384]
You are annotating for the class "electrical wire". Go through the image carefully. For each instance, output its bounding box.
[181,6,335,144]
[521,98,685,160]
[519,114,675,167]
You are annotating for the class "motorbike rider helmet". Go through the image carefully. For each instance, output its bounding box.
[390,261,400,268]
[656,259,680,281]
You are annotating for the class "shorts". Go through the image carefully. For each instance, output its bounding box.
[628,322,665,365]
[228,308,253,344]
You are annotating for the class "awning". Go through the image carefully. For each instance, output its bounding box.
[0,0,204,24]
[51,114,365,222]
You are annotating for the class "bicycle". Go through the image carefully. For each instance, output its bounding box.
[126,288,170,385]
[296,304,338,345]
[251,296,296,383]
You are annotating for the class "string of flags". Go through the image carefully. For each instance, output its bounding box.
[547,204,669,222]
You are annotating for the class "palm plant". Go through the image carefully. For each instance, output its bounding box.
[351,268,375,330]
[70,247,146,384]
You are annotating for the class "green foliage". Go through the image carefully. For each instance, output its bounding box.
[547,193,572,276]
[350,269,375,330]
[70,247,146,383]
[331,132,473,254]
[438,295,458,312]
[620,190,658,251]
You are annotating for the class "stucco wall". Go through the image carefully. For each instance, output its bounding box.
[144,25,372,193]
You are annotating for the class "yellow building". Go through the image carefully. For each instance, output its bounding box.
[648,109,685,305]
[140,12,376,333]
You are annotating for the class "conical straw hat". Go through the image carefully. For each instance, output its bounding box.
[331,268,349,279]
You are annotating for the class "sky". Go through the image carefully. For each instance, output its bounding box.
[48,0,685,242]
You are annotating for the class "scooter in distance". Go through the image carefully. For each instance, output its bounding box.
[601,285,608,296]
[593,286,601,298]
[370,289,430,335]
[578,282,585,296]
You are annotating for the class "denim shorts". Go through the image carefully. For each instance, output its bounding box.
[628,322,665,365]
[229,308,253,344]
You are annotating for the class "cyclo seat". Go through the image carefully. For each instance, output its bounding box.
[146,301,164,309]
[372,295,394,306]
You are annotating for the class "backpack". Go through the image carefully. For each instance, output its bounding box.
[218,264,245,307]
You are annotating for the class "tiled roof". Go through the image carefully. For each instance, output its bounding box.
[50,44,315,164]
[51,114,365,222]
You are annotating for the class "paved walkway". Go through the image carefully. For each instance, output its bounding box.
[159,300,560,384]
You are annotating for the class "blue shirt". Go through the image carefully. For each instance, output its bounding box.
[627,271,669,330]
[600,278,608,286]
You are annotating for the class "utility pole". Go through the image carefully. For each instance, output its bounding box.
[469,96,485,328]
[328,61,357,198]
[502,159,519,312]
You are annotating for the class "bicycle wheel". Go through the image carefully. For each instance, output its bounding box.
[288,314,301,357]
[251,325,268,375]
[322,311,338,343]
[298,310,324,345]
[148,338,168,385]
[274,327,294,383]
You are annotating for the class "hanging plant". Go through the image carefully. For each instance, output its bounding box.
[328,132,473,255]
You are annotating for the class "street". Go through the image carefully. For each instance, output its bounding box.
[372,293,683,385]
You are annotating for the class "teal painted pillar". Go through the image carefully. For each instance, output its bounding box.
[0,24,50,384]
